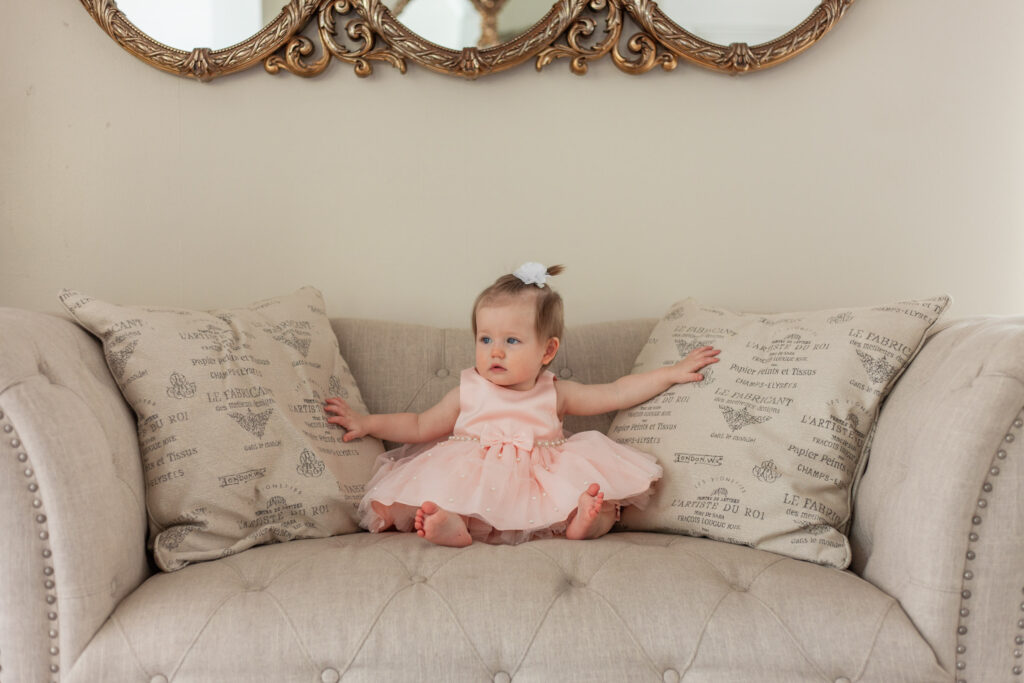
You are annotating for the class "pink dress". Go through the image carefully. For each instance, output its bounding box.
[358,368,663,544]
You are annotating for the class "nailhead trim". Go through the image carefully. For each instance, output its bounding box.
[957,406,1023,680]
[2,411,60,679]
[1019,584,1024,677]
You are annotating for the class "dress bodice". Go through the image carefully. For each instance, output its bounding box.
[453,369,563,443]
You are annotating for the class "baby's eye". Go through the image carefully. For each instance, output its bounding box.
[507,338,520,345]
[479,336,491,344]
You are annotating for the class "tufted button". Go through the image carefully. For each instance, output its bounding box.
[835,678,852,683]
[411,575,427,584]
[493,672,511,683]
[436,369,450,378]
[569,579,585,588]
[663,669,680,683]
[558,368,573,379]
[321,668,340,683]
[731,584,748,593]
[150,676,169,683]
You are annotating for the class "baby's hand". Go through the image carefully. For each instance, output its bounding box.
[324,397,369,442]
[672,345,721,384]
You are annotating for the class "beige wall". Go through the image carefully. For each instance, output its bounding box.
[2,1,1022,327]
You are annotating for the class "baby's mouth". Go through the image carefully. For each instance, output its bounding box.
[489,364,506,372]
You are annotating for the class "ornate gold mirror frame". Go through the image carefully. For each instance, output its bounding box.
[79,0,854,81]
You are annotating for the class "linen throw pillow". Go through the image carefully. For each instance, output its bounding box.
[611,296,950,567]
[59,287,383,571]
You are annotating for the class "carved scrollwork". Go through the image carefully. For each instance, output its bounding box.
[610,28,678,75]
[81,0,853,80]
[79,0,321,82]
[535,0,621,75]
[623,0,855,74]
[533,0,674,76]
[265,0,406,78]
[267,0,593,79]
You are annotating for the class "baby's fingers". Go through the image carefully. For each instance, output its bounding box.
[342,429,366,442]
[324,402,350,417]
[325,414,350,427]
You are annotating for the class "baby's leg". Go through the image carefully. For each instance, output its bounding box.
[415,502,473,547]
[565,483,617,540]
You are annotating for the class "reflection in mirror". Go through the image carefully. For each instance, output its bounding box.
[115,0,286,51]
[383,0,556,50]
[653,0,821,46]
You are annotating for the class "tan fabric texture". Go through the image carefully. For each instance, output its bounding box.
[58,287,383,571]
[67,532,946,683]
[0,309,150,677]
[612,297,951,567]
[850,316,1024,673]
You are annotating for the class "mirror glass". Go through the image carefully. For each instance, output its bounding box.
[115,0,286,51]
[383,0,557,50]
[653,0,820,46]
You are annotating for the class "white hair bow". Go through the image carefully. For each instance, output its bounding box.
[513,262,549,288]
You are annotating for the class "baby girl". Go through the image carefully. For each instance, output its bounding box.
[324,263,719,547]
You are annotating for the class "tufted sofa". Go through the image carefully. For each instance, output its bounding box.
[2,308,1023,682]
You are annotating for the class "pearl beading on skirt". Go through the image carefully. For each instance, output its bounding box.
[446,435,569,447]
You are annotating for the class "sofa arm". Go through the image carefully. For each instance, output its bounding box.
[850,316,1024,681]
[0,309,150,681]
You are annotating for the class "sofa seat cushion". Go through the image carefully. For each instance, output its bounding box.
[69,533,945,682]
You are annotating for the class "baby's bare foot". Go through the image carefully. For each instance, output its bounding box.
[370,500,394,531]
[415,501,472,547]
[566,483,607,540]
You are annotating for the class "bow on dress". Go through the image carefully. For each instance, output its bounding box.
[479,423,533,456]
[478,424,555,471]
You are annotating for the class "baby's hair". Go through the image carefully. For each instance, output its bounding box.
[472,264,565,342]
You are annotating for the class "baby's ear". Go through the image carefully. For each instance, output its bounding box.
[543,337,560,365]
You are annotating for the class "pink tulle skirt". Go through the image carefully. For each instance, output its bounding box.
[358,431,663,544]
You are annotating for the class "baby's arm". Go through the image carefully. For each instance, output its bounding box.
[324,387,460,443]
[557,345,720,416]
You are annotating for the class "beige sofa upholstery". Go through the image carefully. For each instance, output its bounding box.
[2,309,1022,682]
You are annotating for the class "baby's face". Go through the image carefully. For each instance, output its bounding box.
[474,299,556,391]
